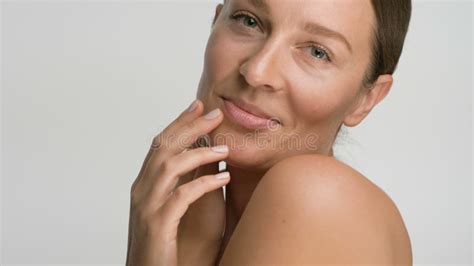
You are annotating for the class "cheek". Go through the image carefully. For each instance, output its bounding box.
[202,29,247,84]
[287,72,359,125]
[289,75,340,116]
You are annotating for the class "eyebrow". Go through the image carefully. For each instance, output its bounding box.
[246,0,353,54]
[304,22,353,54]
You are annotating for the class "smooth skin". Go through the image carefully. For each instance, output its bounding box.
[126,0,412,264]
[217,155,412,265]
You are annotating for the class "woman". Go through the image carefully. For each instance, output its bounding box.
[126,0,413,265]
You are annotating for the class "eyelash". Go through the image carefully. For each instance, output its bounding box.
[230,11,260,30]
[230,11,332,63]
[307,44,332,62]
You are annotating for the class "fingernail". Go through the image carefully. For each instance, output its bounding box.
[211,145,228,153]
[204,108,221,120]
[186,100,198,112]
[215,171,230,180]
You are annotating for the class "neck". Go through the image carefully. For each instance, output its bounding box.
[224,164,266,222]
[217,164,266,261]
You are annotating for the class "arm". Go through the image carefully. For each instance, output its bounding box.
[217,154,408,265]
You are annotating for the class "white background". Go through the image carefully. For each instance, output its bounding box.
[1,0,473,265]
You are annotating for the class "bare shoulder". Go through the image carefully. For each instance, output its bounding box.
[218,154,412,265]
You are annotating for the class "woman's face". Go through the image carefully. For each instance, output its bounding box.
[197,0,388,170]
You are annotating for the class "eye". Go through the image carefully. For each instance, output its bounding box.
[308,44,332,62]
[231,11,260,29]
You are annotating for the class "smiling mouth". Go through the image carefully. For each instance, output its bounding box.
[220,96,281,130]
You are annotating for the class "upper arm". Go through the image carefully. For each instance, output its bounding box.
[218,154,396,265]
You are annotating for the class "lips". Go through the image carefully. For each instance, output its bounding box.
[220,96,281,130]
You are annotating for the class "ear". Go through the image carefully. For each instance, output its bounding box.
[343,74,393,127]
[212,3,224,26]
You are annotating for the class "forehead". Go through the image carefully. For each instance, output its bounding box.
[230,0,375,55]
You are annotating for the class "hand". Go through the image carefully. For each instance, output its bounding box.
[176,144,228,266]
[126,99,230,266]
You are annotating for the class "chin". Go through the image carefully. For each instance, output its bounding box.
[225,148,275,171]
[207,130,279,171]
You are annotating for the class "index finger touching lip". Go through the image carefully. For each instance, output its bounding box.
[174,108,224,147]
[158,108,224,155]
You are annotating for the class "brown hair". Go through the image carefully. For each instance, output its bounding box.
[363,0,412,88]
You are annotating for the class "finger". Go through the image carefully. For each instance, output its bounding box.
[173,147,221,190]
[165,108,224,154]
[147,99,204,159]
[142,108,224,180]
[133,99,204,191]
[159,99,204,143]
[158,172,231,228]
[144,145,229,205]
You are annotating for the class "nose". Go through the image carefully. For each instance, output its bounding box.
[239,39,285,91]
